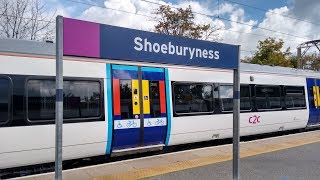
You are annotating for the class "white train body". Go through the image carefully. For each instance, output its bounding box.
[0,39,319,169]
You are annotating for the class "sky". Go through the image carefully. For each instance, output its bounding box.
[46,0,320,57]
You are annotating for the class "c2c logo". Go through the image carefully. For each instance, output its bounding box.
[249,115,261,124]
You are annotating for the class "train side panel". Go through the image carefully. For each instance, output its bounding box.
[0,56,108,169]
[167,68,309,146]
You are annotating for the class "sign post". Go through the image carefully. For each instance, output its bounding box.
[55,15,63,180]
[61,17,241,180]
[233,46,241,180]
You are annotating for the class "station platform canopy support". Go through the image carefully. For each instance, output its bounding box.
[55,15,240,180]
[297,39,320,69]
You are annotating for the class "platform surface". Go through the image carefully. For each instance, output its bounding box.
[15,130,320,180]
[149,141,320,180]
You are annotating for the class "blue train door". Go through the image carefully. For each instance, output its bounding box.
[306,78,320,125]
[111,65,167,151]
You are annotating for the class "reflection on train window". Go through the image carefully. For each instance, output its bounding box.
[240,85,251,111]
[149,81,160,117]
[219,85,251,111]
[27,79,101,121]
[284,86,306,109]
[219,85,233,111]
[0,78,10,123]
[63,81,101,118]
[173,83,213,114]
[119,80,133,119]
[255,85,281,110]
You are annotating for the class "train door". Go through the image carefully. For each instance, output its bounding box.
[306,78,320,125]
[111,65,167,151]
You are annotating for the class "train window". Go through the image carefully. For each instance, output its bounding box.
[219,85,251,112]
[149,81,161,118]
[255,85,281,110]
[27,79,101,121]
[219,85,233,112]
[0,78,10,123]
[119,80,133,119]
[284,86,306,109]
[173,83,213,114]
[240,85,251,111]
[28,80,55,121]
[63,81,101,118]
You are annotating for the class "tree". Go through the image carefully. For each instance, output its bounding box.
[245,37,292,67]
[0,0,55,41]
[153,5,220,41]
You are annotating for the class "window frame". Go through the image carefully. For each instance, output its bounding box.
[218,84,252,113]
[172,81,215,116]
[254,85,282,111]
[0,75,12,125]
[283,86,306,110]
[25,76,104,124]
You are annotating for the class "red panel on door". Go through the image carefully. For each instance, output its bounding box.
[113,78,121,116]
[159,80,166,113]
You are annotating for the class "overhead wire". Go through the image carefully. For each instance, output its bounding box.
[6,0,306,53]
[64,0,257,53]
[0,14,55,24]
[223,0,320,26]
[139,0,311,41]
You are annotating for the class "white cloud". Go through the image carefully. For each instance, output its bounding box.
[68,0,319,57]
[79,0,158,31]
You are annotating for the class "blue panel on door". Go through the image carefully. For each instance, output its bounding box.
[143,126,167,146]
[113,128,140,150]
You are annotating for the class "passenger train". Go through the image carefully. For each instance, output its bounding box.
[0,38,320,170]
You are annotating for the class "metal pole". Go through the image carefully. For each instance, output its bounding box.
[297,47,302,69]
[55,15,63,180]
[233,45,241,180]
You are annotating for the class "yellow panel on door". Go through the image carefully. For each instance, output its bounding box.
[317,86,320,107]
[142,80,150,114]
[313,86,319,107]
[132,79,140,115]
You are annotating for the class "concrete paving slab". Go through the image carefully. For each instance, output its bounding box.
[124,156,171,170]
[160,151,201,163]
[84,162,134,177]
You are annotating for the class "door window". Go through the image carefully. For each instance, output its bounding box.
[119,80,134,119]
[149,81,161,118]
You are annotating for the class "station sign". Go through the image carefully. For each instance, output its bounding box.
[63,18,239,70]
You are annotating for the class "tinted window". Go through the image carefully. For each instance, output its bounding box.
[219,85,233,111]
[285,86,306,109]
[119,80,133,119]
[27,79,101,121]
[149,81,161,118]
[240,85,251,110]
[255,85,281,110]
[174,83,213,114]
[0,78,10,123]
[219,85,251,111]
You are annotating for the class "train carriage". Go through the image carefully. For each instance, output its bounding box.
[0,38,320,170]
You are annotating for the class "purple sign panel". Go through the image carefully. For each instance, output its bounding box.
[63,18,100,58]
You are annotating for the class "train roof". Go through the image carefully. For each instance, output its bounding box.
[0,38,320,78]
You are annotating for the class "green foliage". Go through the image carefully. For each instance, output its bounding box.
[153,5,219,41]
[247,37,293,67]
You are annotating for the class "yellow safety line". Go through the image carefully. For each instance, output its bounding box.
[94,136,320,180]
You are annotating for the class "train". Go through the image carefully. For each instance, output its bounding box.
[0,38,320,170]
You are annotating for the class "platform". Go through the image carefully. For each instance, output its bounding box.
[16,130,320,180]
